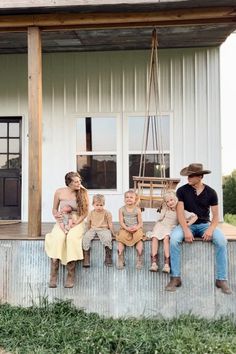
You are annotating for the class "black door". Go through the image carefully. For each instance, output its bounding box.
[0,117,22,220]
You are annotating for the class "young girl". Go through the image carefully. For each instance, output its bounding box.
[116,190,144,270]
[149,190,197,273]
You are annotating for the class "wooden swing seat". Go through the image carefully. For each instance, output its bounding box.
[133,176,180,209]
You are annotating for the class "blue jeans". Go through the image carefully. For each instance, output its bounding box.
[170,223,228,280]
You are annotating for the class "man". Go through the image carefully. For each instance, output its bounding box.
[165,163,232,294]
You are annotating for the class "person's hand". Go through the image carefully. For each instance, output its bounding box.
[184,228,194,243]
[202,228,213,241]
[128,225,138,233]
[54,211,62,222]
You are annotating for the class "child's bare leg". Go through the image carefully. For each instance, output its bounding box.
[151,237,158,256]
[135,240,143,256]
[59,223,67,234]
[162,236,170,273]
[117,242,125,269]
[118,241,124,255]
[135,240,143,270]
[149,237,159,272]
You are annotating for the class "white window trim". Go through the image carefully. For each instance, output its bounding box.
[123,111,173,191]
[73,113,122,194]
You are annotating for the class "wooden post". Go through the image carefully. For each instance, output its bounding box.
[27,27,42,237]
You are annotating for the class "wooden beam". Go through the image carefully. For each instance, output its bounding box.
[28,27,42,237]
[0,7,235,31]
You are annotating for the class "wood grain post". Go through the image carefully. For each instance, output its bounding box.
[27,27,42,237]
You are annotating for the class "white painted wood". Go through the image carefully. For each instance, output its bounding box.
[0,48,222,222]
[0,0,184,9]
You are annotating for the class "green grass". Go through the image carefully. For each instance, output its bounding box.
[0,300,236,354]
[224,213,236,226]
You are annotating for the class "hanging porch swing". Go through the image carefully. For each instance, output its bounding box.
[133,29,180,209]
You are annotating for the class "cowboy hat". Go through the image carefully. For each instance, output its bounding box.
[180,163,211,176]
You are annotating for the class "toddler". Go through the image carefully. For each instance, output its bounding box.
[82,194,113,267]
[149,190,197,273]
[116,189,145,270]
[59,204,75,234]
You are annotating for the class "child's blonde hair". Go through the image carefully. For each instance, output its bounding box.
[162,190,178,208]
[124,189,140,205]
[92,194,105,205]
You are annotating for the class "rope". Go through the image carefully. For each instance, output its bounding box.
[139,28,165,178]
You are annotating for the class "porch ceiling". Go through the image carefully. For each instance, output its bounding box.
[0,0,236,54]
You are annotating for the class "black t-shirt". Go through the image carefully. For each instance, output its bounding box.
[176,184,218,224]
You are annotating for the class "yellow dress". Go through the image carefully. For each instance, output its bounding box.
[45,200,85,265]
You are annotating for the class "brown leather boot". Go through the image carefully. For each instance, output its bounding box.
[136,252,143,270]
[162,256,170,273]
[215,280,232,294]
[165,277,182,292]
[83,249,90,268]
[117,251,125,269]
[149,254,158,272]
[64,261,76,288]
[49,259,59,288]
[104,246,113,267]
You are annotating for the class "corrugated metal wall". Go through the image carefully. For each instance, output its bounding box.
[0,48,222,222]
[0,239,235,318]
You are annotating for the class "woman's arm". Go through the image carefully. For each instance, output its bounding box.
[52,189,62,221]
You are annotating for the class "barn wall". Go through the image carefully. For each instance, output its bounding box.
[0,48,222,222]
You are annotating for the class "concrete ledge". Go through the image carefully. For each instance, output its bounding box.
[0,239,235,318]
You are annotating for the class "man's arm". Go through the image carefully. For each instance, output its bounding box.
[177,201,194,243]
[202,204,219,241]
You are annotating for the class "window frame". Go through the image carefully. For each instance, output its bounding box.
[75,113,122,194]
[123,112,173,191]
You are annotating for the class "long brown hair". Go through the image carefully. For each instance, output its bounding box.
[65,172,89,216]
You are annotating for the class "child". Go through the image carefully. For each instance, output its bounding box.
[82,194,113,267]
[149,190,197,273]
[59,204,74,234]
[116,189,144,270]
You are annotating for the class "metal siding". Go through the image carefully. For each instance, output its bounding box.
[0,48,221,221]
[0,239,235,318]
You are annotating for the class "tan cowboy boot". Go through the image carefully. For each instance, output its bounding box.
[64,261,76,288]
[162,256,170,273]
[104,246,113,267]
[83,249,90,268]
[136,252,143,270]
[149,254,158,272]
[165,277,182,292]
[215,280,232,295]
[49,259,59,288]
[117,251,125,269]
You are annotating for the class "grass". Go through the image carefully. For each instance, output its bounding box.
[224,213,236,226]
[0,299,236,354]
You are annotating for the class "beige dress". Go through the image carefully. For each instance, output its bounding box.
[151,208,178,240]
[45,200,85,265]
[151,208,197,240]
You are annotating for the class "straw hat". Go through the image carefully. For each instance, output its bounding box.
[180,163,211,176]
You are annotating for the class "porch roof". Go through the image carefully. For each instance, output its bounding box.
[0,0,236,54]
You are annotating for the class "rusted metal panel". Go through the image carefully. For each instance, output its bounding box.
[0,239,235,318]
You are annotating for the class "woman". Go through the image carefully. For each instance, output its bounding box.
[45,171,89,288]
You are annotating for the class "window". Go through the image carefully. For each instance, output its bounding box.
[0,120,21,170]
[76,117,117,189]
[128,115,170,188]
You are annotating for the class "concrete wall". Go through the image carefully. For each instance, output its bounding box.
[0,239,235,318]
